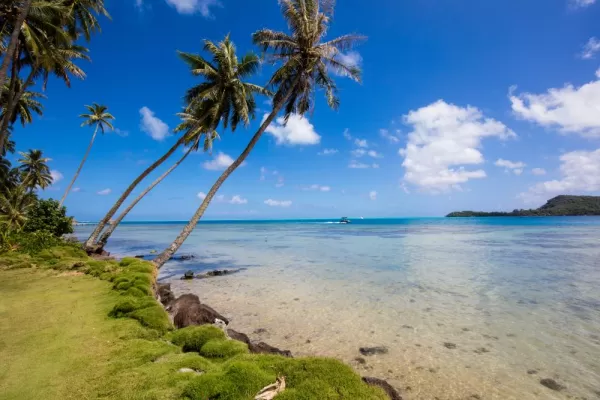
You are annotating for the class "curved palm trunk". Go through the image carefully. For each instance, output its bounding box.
[0,0,33,89]
[60,124,98,206]
[84,135,187,251]
[95,143,196,250]
[153,97,291,268]
[0,68,36,152]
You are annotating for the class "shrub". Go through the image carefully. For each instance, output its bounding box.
[110,297,157,317]
[22,198,73,237]
[200,339,248,358]
[171,326,226,353]
[7,231,62,254]
[128,305,171,334]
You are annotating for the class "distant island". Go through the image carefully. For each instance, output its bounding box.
[447,195,600,217]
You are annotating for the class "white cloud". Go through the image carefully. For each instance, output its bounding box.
[318,148,339,156]
[264,114,321,146]
[229,195,248,205]
[369,190,377,200]
[531,168,547,176]
[135,0,143,8]
[114,128,129,137]
[400,182,410,194]
[343,129,352,140]
[203,152,241,171]
[495,158,526,175]
[302,184,331,192]
[349,160,379,169]
[510,70,600,138]
[581,37,600,59]
[139,107,169,141]
[518,148,600,203]
[275,176,285,188]
[260,166,268,181]
[354,138,368,148]
[332,51,362,78]
[50,170,63,184]
[367,150,383,158]
[197,192,206,200]
[380,129,401,143]
[400,100,515,193]
[351,148,366,157]
[165,0,220,16]
[264,199,292,207]
[97,188,111,195]
[570,0,596,8]
[71,187,81,193]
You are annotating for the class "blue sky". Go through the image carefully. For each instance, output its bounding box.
[11,0,600,220]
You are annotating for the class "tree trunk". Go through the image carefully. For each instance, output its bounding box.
[152,93,294,268]
[0,67,36,152]
[60,124,98,206]
[95,141,197,250]
[84,135,188,251]
[0,0,33,90]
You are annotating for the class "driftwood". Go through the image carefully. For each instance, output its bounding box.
[254,376,286,400]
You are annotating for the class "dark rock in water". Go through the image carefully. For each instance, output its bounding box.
[182,270,194,280]
[443,342,457,349]
[354,357,367,365]
[227,329,251,345]
[527,369,538,375]
[196,269,243,279]
[362,377,403,400]
[168,294,229,328]
[171,254,196,261]
[253,328,267,334]
[157,283,175,306]
[540,378,564,391]
[250,342,293,357]
[359,346,389,356]
[474,347,490,354]
[134,255,145,259]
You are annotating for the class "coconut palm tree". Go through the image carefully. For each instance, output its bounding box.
[18,149,52,191]
[60,103,114,206]
[0,184,36,231]
[84,36,269,252]
[152,0,364,268]
[95,127,220,250]
[0,77,45,126]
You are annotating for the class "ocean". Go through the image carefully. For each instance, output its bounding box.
[75,217,600,400]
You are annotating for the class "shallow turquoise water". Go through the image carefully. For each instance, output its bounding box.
[75,217,600,399]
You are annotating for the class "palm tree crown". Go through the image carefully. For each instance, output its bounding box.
[1,78,45,126]
[80,103,114,132]
[178,35,271,132]
[18,149,52,190]
[252,0,365,118]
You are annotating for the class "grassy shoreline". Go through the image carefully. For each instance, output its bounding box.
[0,245,392,399]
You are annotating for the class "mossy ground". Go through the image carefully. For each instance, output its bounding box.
[0,247,388,400]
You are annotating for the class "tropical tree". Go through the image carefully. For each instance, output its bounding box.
[95,127,220,250]
[18,149,52,191]
[0,184,36,231]
[1,77,45,127]
[152,0,364,268]
[84,36,269,252]
[60,103,114,206]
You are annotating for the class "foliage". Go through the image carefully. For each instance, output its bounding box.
[171,325,227,352]
[0,184,37,231]
[18,149,52,190]
[0,77,45,126]
[447,195,600,217]
[2,230,62,254]
[80,103,115,133]
[22,198,73,236]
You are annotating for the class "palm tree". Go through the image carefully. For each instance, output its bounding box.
[152,0,364,268]
[60,103,114,206]
[95,127,220,250]
[84,36,269,252]
[18,149,52,191]
[0,77,45,126]
[0,184,36,232]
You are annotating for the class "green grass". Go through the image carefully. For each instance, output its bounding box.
[0,246,388,400]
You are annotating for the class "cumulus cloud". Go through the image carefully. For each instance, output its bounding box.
[229,195,248,205]
[71,187,81,193]
[275,176,285,188]
[352,149,382,158]
[165,0,220,16]
[400,100,515,193]
[349,160,379,169]
[139,107,169,141]
[264,199,292,207]
[510,70,600,138]
[531,168,547,176]
[264,114,321,146]
[580,37,600,59]
[519,148,600,203]
[318,148,339,156]
[97,188,112,195]
[302,184,331,192]
[570,0,596,8]
[332,51,362,78]
[50,170,63,184]
[495,158,526,175]
[203,152,241,171]
[367,150,383,158]
[369,190,377,200]
[197,192,206,200]
[380,129,401,143]
[343,129,352,140]
[354,138,368,148]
